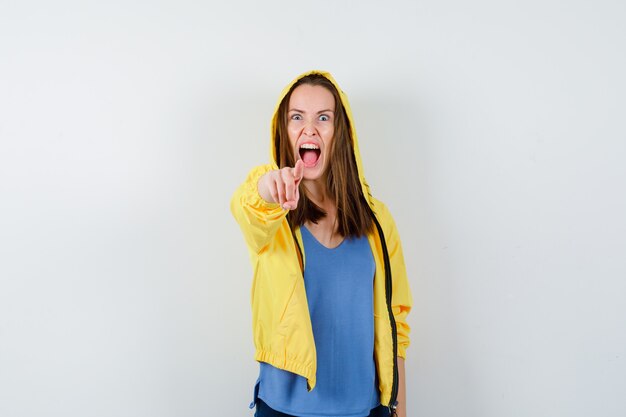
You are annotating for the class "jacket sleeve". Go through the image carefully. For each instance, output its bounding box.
[379,202,413,359]
[230,164,288,254]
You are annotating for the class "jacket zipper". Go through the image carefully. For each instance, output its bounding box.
[372,216,399,415]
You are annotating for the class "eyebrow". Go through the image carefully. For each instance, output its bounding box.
[288,108,335,114]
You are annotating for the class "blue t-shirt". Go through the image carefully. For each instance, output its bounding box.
[257,225,379,417]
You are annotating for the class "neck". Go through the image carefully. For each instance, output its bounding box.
[302,178,341,247]
[302,178,332,208]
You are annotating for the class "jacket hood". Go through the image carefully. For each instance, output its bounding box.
[269,70,375,210]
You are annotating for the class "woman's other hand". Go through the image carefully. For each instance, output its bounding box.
[258,160,304,210]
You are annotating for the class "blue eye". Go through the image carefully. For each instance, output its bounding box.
[319,115,330,121]
[290,114,302,121]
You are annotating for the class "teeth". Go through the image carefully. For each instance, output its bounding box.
[300,143,320,150]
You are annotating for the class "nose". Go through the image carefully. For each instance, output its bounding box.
[303,120,317,136]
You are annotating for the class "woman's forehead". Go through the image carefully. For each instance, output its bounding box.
[289,84,335,110]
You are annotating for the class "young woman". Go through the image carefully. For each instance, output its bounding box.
[231,71,412,417]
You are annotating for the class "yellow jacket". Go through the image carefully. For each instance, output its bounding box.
[231,70,412,408]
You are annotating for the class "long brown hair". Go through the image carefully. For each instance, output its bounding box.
[274,74,373,237]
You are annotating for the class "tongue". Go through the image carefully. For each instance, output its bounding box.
[302,150,319,166]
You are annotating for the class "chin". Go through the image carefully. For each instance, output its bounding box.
[302,164,326,182]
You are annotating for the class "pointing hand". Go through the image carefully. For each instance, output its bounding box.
[258,160,304,210]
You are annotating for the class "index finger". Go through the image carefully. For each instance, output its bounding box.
[293,160,304,183]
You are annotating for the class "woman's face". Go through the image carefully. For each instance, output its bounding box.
[287,84,335,182]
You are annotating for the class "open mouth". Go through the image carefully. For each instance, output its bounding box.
[299,143,321,167]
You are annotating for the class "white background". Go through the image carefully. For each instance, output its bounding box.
[1,1,625,416]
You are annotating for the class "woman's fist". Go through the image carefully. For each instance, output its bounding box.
[258,160,304,210]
